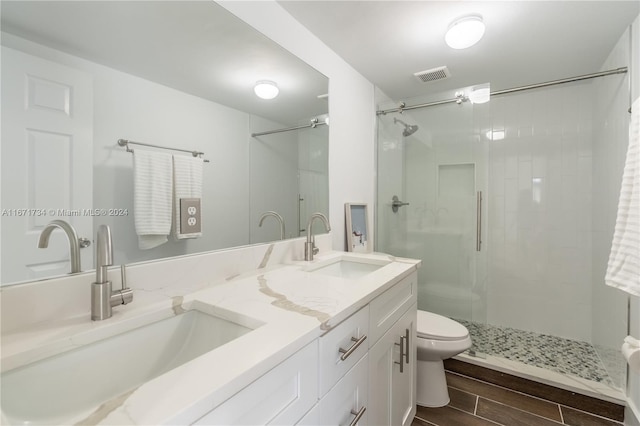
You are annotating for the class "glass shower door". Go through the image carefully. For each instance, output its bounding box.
[376,86,490,341]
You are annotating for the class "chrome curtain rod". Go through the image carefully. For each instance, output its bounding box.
[377,67,628,116]
[251,117,328,138]
[117,139,210,162]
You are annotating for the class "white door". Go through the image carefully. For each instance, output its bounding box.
[1,46,93,284]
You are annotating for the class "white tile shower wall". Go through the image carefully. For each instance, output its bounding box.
[375,89,406,259]
[403,102,480,321]
[591,23,633,392]
[486,82,595,342]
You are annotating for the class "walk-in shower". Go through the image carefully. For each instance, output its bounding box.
[376,67,631,400]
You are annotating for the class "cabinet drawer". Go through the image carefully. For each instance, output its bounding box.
[368,272,417,346]
[319,306,369,397]
[193,340,318,425]
[298,353,369,426]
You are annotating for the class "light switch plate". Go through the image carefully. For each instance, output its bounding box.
[180,198,201,234]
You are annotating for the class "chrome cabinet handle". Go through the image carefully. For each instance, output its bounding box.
[339,335,367,361]
[394,335,406,373]
[349,406,366,426]
[404,328,410,365]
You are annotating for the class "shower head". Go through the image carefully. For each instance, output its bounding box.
[393,117,419,137]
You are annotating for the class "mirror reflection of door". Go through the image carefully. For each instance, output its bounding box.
[1,47,93,283]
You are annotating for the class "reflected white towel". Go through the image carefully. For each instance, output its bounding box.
[606,97,640,296]
[134,150,173,250]
[173,155,203,239]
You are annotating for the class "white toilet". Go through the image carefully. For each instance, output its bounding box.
[416,310,472,407]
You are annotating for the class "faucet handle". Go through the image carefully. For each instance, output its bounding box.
[120,264,128,289]
[119,264,133,304]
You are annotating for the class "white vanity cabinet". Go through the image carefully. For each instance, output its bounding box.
[193,270,418,426]
[193,341,319,425]
[302,271,418,426]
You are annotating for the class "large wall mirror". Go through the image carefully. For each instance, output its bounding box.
[0,1,329,286]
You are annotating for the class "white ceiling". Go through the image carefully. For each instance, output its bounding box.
[0,1,329,126]
[279,1,639,103]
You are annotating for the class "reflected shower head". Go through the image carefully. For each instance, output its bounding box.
[393,117,419,137]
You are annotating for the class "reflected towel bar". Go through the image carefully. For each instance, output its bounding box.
[118,139,210,162]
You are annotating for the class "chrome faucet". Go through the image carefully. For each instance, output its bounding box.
[38,220,89,274]
[258,211,286,240]
[305,212,331,261]
[91,225,133,321]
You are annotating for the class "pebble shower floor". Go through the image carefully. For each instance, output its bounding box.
[455,319,625,388]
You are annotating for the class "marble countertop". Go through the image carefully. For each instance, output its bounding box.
[1,251,420,425]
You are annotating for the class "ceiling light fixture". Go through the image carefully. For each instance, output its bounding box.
[485,129,505,141]
[254,80,279,99]
[445,14,485,49]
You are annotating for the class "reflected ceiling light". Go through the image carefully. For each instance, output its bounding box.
[254,80,279,99]
[469,85,490,104]
[485,130,505,141]
[445,15,485,49]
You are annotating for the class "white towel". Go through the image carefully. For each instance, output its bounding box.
[605,97,640,297]
[134,150,173,250]
[173,155,203,239]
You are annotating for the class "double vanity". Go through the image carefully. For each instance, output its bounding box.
[0,236,420,425]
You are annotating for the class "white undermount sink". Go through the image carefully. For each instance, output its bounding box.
[1,303,261,425]
[306,255,391,279]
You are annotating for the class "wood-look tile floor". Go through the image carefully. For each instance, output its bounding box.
[412,371,623,426]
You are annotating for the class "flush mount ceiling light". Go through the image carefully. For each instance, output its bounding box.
[254,80,279,99]
[445,14,485,49]
[485,129,505,141]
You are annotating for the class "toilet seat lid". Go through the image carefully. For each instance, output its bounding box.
[417,310,469,341]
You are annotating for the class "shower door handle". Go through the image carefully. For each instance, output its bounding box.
[392,195,410,213]
[476,191,482,252]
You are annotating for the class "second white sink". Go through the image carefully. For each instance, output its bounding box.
[1,303,261,425]
[307,255,390,279]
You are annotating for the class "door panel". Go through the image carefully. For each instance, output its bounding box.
[1,47,93,284]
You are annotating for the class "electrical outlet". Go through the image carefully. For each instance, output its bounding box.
[180,198,201,234]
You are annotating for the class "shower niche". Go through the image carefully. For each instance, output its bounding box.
[438,163,475,197]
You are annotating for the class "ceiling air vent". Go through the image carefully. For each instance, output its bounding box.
[414,66,451,83]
